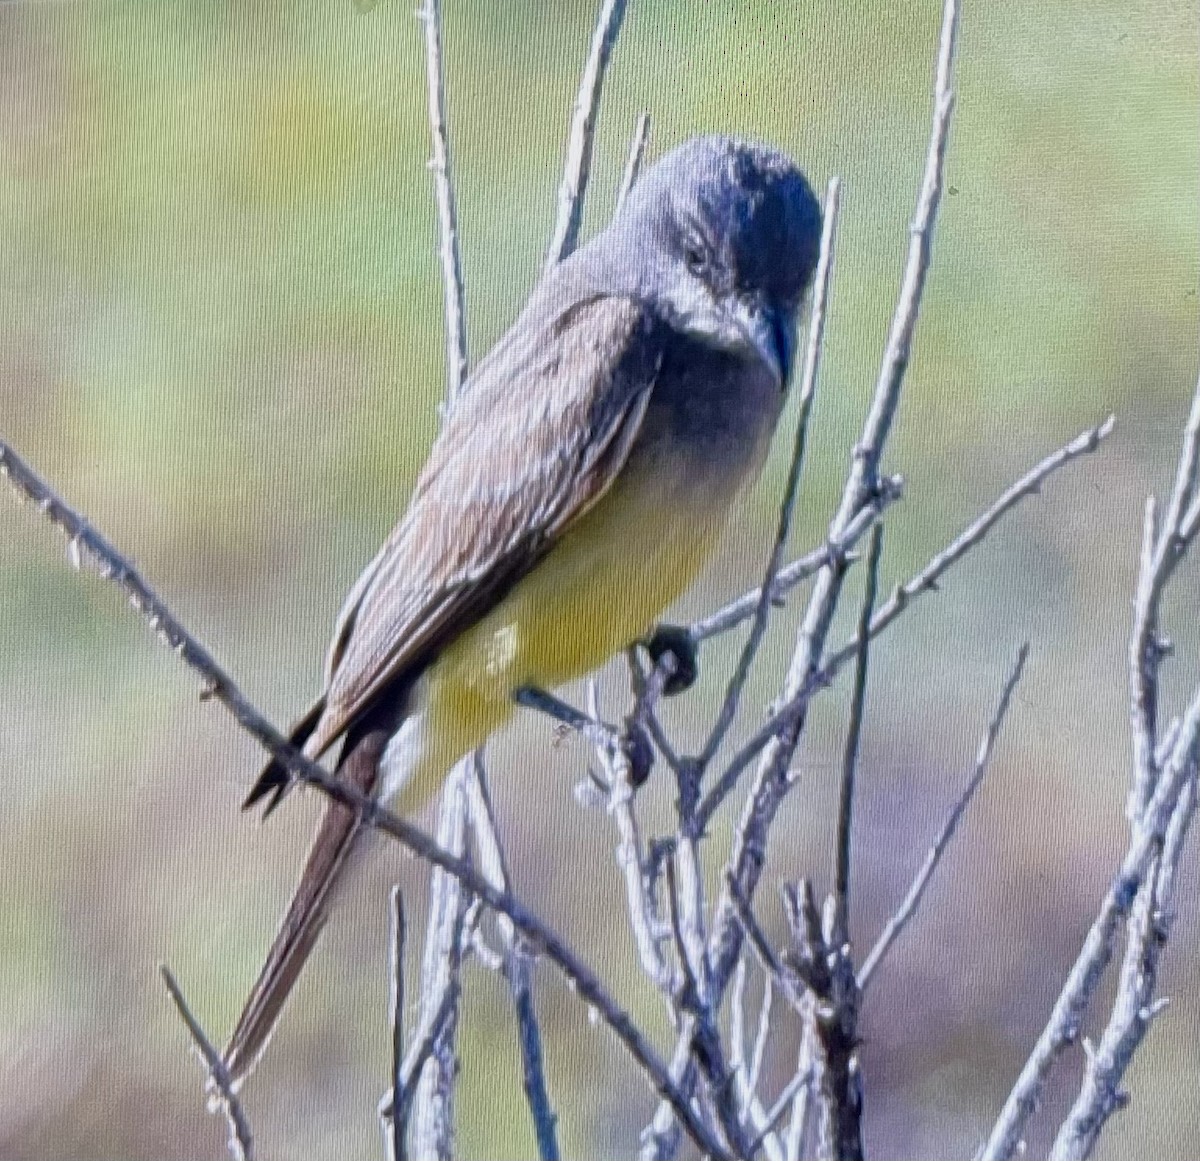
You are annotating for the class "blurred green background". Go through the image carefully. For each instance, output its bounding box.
[1,0,1197,1157]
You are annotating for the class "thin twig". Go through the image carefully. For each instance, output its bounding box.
[159,965,255,1161]
[692,415,1113,837]
[582,677,672,988]
[980,686,1200,1161]
[784,1019,818,1161]
[857,642,1030,990]
[411,762,472,1161]
[1047,779,1196,1160]
[463,755,560,1161]
[615,111,651,216]
[729,964,785,1161]
[687,492,900,646]
[747,975,774,1104]
[0,441,731,1161]
[418,0,468,403]
[748,1070,813,1161]
[544,0,630,267]
[388,888,407,1161]
[1128,369,1200,817]
[693,407,1111,660]
[698,176,843,770]
[388,982,462,1149]
[831,525,883,944]
[725,874,793,1001]
[822,416,1116,681]
[1128,496,1162,816]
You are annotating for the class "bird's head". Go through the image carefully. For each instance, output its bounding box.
[615,135,822,388]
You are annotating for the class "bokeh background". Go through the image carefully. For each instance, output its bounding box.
[1,1,1197,1157]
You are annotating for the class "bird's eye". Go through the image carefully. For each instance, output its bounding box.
[684,242,709,278]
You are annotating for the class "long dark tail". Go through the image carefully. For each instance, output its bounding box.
[223,719,392,1088]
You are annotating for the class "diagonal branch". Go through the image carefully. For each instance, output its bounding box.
[0,439,732,1161]
[1048,770,1197,1160]
[544,0,630,267]
[687,486,900,647]
[857,642,1030,991]
[822,416,1114,681]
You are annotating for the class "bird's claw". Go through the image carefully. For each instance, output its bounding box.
[645,623,699,697]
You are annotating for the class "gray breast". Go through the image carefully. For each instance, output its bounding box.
[638,334,784,475]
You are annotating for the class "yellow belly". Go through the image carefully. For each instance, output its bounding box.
[400,451,738,799]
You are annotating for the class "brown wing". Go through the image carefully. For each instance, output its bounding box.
[308,291,663,757]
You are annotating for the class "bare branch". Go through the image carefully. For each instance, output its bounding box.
[627,648,684,776]
[822,416,1115,682]
[411,762,472,1161]
[463,756,560,1161]
[730,964,785,1161]
[1129,369,1200,816]
[387,888,407,1161]
[159,965,254,1161]
[780,883,861,1161]
[699,176,843,770]
[1048,783,1196,1160]
[747,975,774,1103]
[693,409,1109,669]
[980,687,1200,1161]
[857,642,1030,990]
[386,979,461,1152]
[544,0,630,267]
[418,0,468,403]
[0,441,731,1161]
[615,111,651,216]
[832,525,883,944]
[748,1069,812,1161]
[687,481,901,646]
[725,874,795,1004]
[579,677,673,988]
[1128,496,1162,814]
[784,1020,818,1161]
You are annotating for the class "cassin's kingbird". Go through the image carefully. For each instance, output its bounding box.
[224,135,822,1082]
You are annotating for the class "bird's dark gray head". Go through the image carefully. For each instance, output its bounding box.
[611,135,822,387]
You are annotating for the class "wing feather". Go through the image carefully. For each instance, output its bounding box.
[307,292,663,755]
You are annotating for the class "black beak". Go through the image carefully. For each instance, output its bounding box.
[730,297,791,387]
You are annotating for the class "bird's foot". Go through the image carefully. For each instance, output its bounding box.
[644,623,699,696]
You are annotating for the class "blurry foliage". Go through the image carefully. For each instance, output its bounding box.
[0,1,1196,1158]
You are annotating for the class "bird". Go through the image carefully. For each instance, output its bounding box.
[223,134,823,1085]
